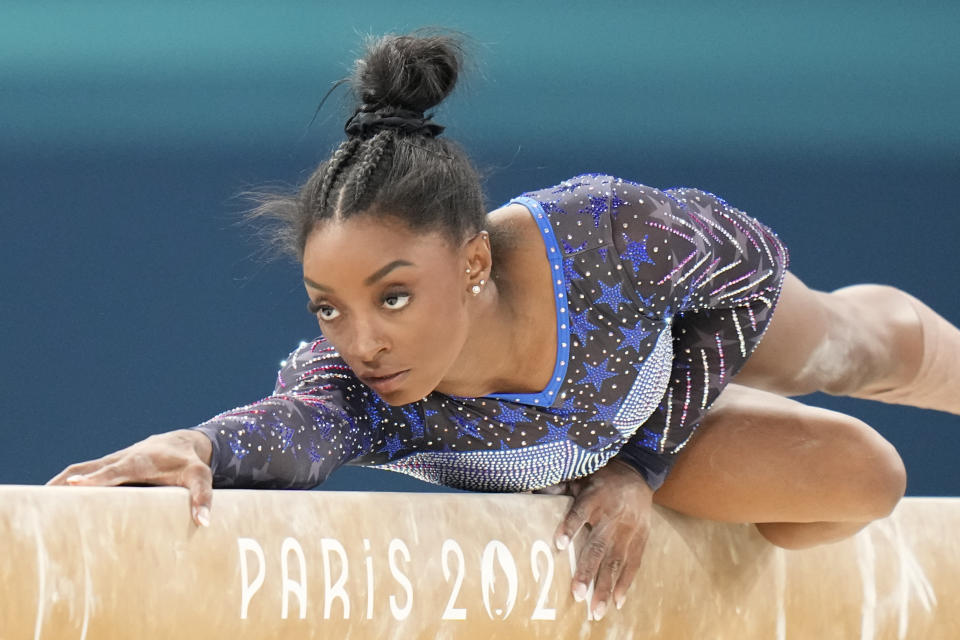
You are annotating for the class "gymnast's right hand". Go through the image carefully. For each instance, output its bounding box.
[45,429,214,528]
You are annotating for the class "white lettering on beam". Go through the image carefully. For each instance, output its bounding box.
[441,539,467,620]
[363,538,375,620]
[281,537,308,619]
[321,538,350,619]
[481,540,518,620]
[530,540,557,621]
[388,538,413,620]
[237,538,265,620]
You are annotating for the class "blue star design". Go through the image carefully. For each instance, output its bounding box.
[536,418,570,444]
[636,428,661,450]
[592,433,619,451]
[278,426,295,452]
[362,399,387,429]
[592,399,619,423]
[570,307,601,340]
[495,404,529,432]
[599,246,609,261]
[580,195,608,228]
[228,438,249,460]
[307,446,324,463]
[356,434,373,455]
[450,410,483,440]
[400,405,425,439]
[377,433,405,458]
[541,199,566,215]
[563,257,583,285]
[595,280,625,311]
[611,194,626,211]
[619,322,652,353]
[552,396,581,417]
[621,233,655,275]
[562,238,588,254]
[576,357,618,393]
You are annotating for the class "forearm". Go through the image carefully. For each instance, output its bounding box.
[188,394,365,490]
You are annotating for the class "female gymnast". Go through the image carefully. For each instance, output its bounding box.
[48,30,960,621]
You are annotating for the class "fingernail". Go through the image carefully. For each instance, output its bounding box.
[616,595,625,610]
[195,506,210,527]
[556,534,569,550]
[66,475,85,484]
[573,582,587,602]
[594,601,607,621]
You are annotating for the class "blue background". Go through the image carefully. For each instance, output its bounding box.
[2,1,958,494]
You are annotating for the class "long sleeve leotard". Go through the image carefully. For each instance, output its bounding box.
[190,173,788,492]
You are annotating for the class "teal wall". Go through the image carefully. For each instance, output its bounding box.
[2,2,958,493]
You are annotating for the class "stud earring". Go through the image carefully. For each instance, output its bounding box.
[471,284,481,295]
[465,267,471,274]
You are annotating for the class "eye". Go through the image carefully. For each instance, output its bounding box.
[307,299,340,321]
[383,292,411,310]
[316,306,341,320]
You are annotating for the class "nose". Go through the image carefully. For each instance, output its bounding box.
[346,315,390,364]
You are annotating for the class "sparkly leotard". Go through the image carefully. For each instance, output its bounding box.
[190,173,788,491]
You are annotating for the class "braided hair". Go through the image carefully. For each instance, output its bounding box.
[246,28,488,263]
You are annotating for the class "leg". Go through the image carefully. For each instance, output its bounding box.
[653,384,906,549]
[734,271,960,415]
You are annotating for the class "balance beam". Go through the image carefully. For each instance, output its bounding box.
[1,486,957,639]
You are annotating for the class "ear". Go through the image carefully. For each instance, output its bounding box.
[462,230,492,290]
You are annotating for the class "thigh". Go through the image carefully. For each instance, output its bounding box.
[652,383,904,523]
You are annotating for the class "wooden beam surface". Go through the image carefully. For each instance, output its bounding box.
[1,486,957,639]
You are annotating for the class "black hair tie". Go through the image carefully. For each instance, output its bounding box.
[344,105,445,139]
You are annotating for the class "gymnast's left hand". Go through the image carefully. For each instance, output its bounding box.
[547,459,654,621]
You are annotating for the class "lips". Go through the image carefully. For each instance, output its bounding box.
[359,369,410,395]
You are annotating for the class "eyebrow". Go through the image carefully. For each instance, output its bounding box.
[303,259,415,291]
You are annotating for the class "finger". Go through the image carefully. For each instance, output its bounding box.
[47,448,131,485]
[612,528,650,612]
[571,523,610,605]
[554,495,593,551]
[590,537,630,621]
[47,460,113,486]
[182,463,215,528]
[67,461,132,486]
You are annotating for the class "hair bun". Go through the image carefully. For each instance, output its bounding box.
[351,28,466,115]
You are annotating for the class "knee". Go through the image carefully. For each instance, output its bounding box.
[870,441,907,518]
[835,418,907,520]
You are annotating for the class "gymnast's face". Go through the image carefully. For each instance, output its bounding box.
[302,214,474,405]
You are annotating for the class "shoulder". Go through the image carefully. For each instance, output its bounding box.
[515,173,620,204]
[509,173,674,218]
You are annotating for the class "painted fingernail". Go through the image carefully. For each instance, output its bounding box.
[66,475,85,484]
[556,534,569,550]
[573,582,587,602]
[616,595,625,610]
[594,601,607,621]
[195,506,210,528]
